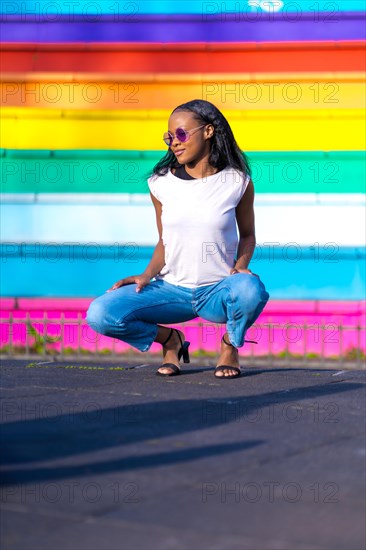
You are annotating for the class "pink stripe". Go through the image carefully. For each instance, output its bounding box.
[1,298,365,315]
[0,297,366,315]
[1,298,365,357]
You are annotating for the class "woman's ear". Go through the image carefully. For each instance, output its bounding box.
[204,124,215,140]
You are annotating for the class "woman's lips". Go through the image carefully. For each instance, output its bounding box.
[174,150,185,157]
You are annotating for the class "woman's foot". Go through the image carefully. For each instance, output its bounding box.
[215,334,241,378]
[156,327,186,376]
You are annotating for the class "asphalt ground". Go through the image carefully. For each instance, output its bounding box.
[1,358,365,550]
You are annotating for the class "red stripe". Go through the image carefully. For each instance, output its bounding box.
[1,41,365,73]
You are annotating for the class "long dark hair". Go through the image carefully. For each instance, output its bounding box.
[150,99,252,178]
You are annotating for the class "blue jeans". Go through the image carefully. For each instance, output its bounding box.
[86,274,270,352]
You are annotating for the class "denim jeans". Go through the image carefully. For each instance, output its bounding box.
[86,273,270,352]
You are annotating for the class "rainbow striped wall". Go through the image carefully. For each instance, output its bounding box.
[0,1,365,354]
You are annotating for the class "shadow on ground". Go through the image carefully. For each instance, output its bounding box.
[1,379,362,486]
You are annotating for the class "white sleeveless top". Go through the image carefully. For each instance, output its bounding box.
[147,167,250,288]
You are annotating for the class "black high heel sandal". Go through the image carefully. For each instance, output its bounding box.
[214,334,255,379]
[156,328,190,377]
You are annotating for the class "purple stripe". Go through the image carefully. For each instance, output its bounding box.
[1,13,365,42]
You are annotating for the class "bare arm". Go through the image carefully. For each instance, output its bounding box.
[232,178,258,275]
[108,192,166,292]
[142,193,166,278]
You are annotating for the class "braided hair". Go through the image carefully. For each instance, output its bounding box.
[151,99,252,178]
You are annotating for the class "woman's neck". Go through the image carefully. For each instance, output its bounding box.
[184,160,218,179]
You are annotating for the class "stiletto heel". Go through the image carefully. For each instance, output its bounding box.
[156,328,190,376]
[176,329,190,363]
[179,341,190,363]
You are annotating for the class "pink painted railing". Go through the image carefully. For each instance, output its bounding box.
[0,298,365,362]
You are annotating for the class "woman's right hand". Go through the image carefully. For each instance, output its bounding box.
[107,273,151,293]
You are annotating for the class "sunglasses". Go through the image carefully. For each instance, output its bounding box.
[163,124,206,147]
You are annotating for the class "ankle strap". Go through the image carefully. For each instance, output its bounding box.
[222,335,234,347]
[161,327,184,348]
[161,328,174,347]
[223,335,258,346]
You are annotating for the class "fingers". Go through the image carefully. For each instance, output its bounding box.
[230,268,259,278]
[107,275,150,293]
[136,280,148,293]
[107,278,129,292]
[107,276,147,293]
[107,284,120,292]
[112,281,123,290]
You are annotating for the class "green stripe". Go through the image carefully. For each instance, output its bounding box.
[1,150,365,194]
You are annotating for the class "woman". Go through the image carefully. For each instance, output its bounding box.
[86,99,270,379]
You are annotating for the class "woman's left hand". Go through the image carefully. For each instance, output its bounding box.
[230,267,259,278]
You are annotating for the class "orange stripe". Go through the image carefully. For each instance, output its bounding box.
[1,75,364,110]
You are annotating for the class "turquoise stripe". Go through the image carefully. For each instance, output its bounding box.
[1,150,365,195]
[1,245,365,300]
[2,0,365,15]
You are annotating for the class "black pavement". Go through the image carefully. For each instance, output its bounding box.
[1,358,365,550]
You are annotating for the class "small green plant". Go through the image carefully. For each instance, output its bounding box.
[344,347,366,361]
[63,347,75,355]
[305,352,321,359]
[192,349,217,358]
[26,321,61,354]
[276,351,288,358]
[0,345,27,355]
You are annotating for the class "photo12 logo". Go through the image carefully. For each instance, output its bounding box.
[202,1,340,21]
[0,2,140,22]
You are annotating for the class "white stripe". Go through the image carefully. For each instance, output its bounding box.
[1,202,365,246]
[1,193,365,206]
[0,193,151,204]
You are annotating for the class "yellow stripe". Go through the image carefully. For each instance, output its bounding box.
[1,108,365,150]
[1,74,365,110]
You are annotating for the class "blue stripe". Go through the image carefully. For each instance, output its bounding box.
[2,245,365,300]
[2,1,365,15]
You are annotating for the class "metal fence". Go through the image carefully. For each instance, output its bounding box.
[1,313,365,368]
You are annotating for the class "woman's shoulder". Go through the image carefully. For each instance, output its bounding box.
[216,167,251,204]
[148,169,172,182]
[218,166,250,184]
[147,170,172,201]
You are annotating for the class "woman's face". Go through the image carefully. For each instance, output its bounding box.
[167,111,214,166]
